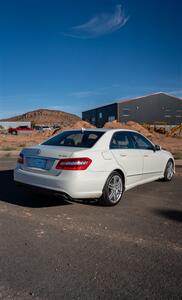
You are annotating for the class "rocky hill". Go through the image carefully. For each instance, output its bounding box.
[0,109,81,127]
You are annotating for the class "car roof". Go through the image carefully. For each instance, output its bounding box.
[63,128,139,134]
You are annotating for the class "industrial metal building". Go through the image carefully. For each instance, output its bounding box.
[82,92,182,127]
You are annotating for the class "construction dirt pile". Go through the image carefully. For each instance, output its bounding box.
[0,120,181,158]
[56,120,95,133]
[104,120,156,139]
[51,120,95,136]
[103,120,182,153]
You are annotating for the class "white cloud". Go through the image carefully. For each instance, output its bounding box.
[64,4,129,39]
[69,89,106,98]
[68,84,124,98]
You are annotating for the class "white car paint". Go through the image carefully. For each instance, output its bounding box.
[14,128,175,204]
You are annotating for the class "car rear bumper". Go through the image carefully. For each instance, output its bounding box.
[15,181,71,199]
[14,166,109,199]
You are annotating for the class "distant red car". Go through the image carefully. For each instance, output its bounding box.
[8,126,33,135]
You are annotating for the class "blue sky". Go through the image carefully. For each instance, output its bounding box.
[0,0,181,118]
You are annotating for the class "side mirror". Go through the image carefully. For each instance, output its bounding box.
[154,144,161,151]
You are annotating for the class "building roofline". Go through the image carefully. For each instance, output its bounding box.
[116,92,182,104]
[82,102,118,113]
[82,92,182,113]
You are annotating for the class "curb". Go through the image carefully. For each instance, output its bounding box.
[175,159,182,168]
[176,165,182,169]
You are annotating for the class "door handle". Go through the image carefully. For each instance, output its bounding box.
[144,155,149,157]
[120,154,127,157]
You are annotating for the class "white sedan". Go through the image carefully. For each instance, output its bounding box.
[14,128,175,206]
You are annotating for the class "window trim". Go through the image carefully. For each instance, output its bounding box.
[109,131,135,150]
[109,131,155,151]
[129,132,155,151]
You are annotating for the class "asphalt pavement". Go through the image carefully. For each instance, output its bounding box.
[0,158,181,300]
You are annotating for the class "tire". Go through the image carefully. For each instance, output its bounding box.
[99,171,124,206]
[12,131,17,135]
[163,160,174,181]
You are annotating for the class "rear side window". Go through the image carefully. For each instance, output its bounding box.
[130,132,154,150]
[42,130,104,148]
[110,132,135,149]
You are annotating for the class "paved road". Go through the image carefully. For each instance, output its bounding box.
[0,158,181,299]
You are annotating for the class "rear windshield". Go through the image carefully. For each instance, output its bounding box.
[42,130,105,148]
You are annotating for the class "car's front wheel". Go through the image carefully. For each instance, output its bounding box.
[163,160,174,181]
[99,171,124,206]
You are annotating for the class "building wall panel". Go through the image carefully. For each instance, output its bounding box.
[82,103,117,127]
[118,94,182,125]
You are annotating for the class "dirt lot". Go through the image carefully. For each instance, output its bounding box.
[0,124,181,159]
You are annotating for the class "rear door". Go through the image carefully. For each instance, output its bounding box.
[110,131,143,187]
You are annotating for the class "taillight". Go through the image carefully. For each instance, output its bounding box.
[56,157,92,170]
[17,153,24,164]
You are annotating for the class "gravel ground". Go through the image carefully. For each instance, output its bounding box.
[0,158,181,300]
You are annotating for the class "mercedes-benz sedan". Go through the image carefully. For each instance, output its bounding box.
[14,129,175,206]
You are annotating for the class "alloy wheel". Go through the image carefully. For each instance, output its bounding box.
[166,161,174,180]
[108,175,123,204]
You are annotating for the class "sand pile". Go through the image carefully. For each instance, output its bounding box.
[52,121,95,135]
[65,120,95,130]
[104,120,156,139]
[0,120,181,156]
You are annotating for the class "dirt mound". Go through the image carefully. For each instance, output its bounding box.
[104,120,156,139]
[64,120,95,130]
[0,109,81,127]
[126,121,155,138]
[0,120,181,156]
[51,120,95,135]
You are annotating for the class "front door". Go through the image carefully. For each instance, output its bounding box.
[130,132,165,180]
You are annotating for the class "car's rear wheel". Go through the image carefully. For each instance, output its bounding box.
[163,160,174,181]
[99,171,124,206]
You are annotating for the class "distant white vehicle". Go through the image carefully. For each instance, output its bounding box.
[35,125,52,132]
[14,129,175,206]
[41,126,52,131]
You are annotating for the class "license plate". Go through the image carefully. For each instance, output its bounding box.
[27,158,46,169]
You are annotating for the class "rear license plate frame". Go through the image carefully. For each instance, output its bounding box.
[27,158,47,169]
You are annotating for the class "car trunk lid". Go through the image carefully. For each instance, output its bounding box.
[20,145,85,175]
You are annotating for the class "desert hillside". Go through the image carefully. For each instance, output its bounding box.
[0,109,81,127]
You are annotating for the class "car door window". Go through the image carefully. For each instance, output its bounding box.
[130,132,154,150]
[110,132,135,149]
